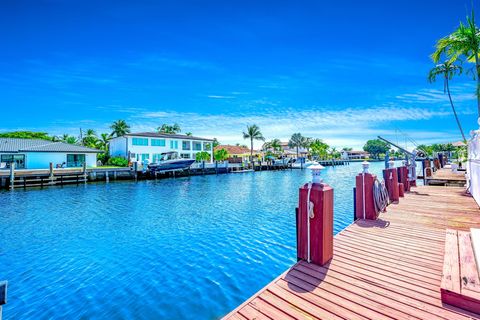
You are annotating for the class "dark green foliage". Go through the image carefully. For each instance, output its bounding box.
[0,131,53,140]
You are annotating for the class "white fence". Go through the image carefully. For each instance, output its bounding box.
[468,126,480,206]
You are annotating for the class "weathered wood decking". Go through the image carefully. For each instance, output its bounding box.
[223,186,480,320]
[426,168,466,186]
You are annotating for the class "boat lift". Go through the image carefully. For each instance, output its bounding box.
[377,136,421,185]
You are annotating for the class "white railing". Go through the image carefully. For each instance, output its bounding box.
[467,120,480,206]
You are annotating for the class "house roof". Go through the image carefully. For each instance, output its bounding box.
[123,132,214,141]
[0,138,102,153]
[451,141,466,147]
[214,145,253,155]
[347,150,369,154]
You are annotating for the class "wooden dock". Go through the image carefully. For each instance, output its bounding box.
[425,168,466,187]
[223,185,480,320]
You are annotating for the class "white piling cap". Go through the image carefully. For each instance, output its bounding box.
[310,164,325,184]
[362,161,370,173]
[388,160,395,168]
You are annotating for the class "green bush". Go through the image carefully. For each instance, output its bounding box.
[107,156,129,167]
[97,153,110,164]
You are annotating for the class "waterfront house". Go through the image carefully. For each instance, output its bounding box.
[280,142,308,158]
[109,132,214,163]
[214,145,256,163]
[0,138,101,169]
[341,150,370,160]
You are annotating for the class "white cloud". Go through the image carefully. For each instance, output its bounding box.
[129,104,463,149]
[207,95,235,99]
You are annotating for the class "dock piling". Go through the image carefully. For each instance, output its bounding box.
[297,165,333,266]
[355,162,378,220]
[9,163,15,190]
[0,280,7,320]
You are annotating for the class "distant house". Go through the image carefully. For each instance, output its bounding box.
[214,145,255,162]
[109,132,214,163]
[0,138,101,169]
[342,150,370,160]
[280,142,308,158]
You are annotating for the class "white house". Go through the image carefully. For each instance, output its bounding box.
[0,138,101,169]
[109,132,214,163]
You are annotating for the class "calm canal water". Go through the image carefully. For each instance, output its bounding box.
[0,161,391,319]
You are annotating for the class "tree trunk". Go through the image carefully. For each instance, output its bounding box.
[475,53,480,118]
[250,138,253,162]
[446,76,467,142]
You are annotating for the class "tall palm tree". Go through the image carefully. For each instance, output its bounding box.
[157,123,181,134]
[270,138,283,154]
[428,61,467,142]
[110,120,130,137]
[243,124,265,160]
[432,9,480,117]
[288,133,305,159]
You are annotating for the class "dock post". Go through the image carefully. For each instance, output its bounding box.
[106,171,109,183]
[133,162,138,181]
[9,163,15,190]
[355,161,378,220]
[297,165,333,266]
[49,162,54,183]
[397,161,410,193]
[113,171,117,180]
[0,280,7,320]
[83,162,87,183]
[383,160,400,203]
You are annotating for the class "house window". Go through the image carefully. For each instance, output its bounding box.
[170,140,178,149]
[66,154,86,167]
[1,154,25,169]
[193,141,202,151]
[151,139,166,147]
[180,153,190,159]
[152,154,164,162]
[182,141,191,150]
[132,138,148,146]
[203,142,211,151]
[136,153,150,161]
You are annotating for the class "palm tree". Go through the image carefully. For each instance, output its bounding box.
[242,124,265,160]
[288,133,305,159]
[96,133,111,152]
[329,147,338,159]
[157,123,181,134]
[428,61,467,142]
[110,120,130,137]
[185,132,192,136]
[58,134,78,144]
[65,136,78,144]
[432,9,480,117]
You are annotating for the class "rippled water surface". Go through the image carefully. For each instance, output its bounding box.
[0,161,391,319]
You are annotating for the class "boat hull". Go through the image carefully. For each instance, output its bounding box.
[148,159,195,172]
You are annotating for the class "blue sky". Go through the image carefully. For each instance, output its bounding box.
[1,0,480,148]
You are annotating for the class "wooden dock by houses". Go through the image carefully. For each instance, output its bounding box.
[223,185,480,320]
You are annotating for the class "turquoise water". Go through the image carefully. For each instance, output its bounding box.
[0,161,389,319]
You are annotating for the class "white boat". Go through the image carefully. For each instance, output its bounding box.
[291,158,319,169]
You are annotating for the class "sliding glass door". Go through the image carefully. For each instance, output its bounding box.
[66,154,86,167]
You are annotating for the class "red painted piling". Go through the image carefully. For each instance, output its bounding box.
[383,168,400,203]
[397,166,410,192]
[355,173,378,220]
[398,183,404,197]
[297,182,333,266]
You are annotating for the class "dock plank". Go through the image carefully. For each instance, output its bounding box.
[223,186,480,320]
